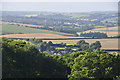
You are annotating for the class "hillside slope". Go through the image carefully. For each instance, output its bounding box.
[78,27,119,37]
[1,24,73,36]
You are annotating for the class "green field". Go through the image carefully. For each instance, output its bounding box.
[1,24,73,36]
[101,17,118,23]
[55,47,66,50]
[95,26,105,28]
[22,14,38,17]
[70,14,90,18]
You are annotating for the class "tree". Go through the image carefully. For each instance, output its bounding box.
[69,52,120,79]
[80,32,108,38]
[2,38,70,78]
[76,40,86,46]
[89,41,101,51]
[47,41,53,46]
[40,42,47,52]
[2,38,120,79]
[74,33,79,37]
[76,40,89,51]
[81,43,89,51]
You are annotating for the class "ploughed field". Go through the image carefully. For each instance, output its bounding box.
[1,33,88,39]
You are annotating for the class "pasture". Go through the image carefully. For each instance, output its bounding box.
[1,24,73,36]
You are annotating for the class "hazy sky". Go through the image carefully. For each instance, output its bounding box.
[1,0,119,2]
[1,2,118,12]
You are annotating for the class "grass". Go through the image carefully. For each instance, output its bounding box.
[52,42,62,44]
[95,26,105,28]
[55,47,66,50]
[66,44,73,45]
[101,17,118,23]
[1,24,73,36]
[67,14,90,18]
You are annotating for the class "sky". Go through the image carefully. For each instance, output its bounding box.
[0,0,119,12]
[1,0,119,2]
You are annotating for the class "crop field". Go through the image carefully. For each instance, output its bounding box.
[1,33,89,39]
[0,21,44,28]
[91,27,119,31]
[1,33,68,39]
[78,27,119,37]
[43,38,120,50]
[1,24,73,36]
[22,14,38,17]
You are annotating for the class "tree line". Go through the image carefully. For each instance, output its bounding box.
[26,38,102,53]
[80,32,108,38]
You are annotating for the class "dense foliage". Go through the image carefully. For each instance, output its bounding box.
[68,51,120,79]
[2,38,120,80]
[2,38,70,78]
[80,32,108,38]
[38,39,102,53]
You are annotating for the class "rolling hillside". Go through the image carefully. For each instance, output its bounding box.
[1,24,73,36]
[77,27,119,37]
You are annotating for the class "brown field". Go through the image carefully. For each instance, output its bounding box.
[1,33,119,50]
[93,27,120,31]
[0,33,88,39]
[44,38,120,50]
[81,27,120,37]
